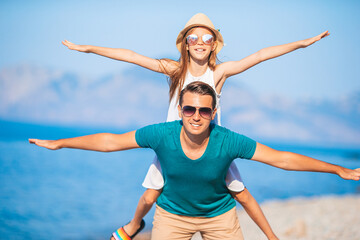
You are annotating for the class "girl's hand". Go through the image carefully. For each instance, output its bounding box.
[302,31,330,48]
[62,40,90,53]
[29,139,62,150]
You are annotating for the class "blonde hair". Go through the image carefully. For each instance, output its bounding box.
[161,27,219,102]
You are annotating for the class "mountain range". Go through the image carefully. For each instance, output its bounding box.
[1,64,359,148]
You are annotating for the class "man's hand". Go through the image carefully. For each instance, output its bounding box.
[29,139,61,150]
[337,167,360,181]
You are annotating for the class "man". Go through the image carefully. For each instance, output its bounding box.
[29,81,360,240]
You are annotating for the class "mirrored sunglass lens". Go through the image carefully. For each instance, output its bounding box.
[199,108,212,118]
[202,34,214,45]
[187,35,198,45]
[183,106,196,116]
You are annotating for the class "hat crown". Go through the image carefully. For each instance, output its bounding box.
[184,13,215,30]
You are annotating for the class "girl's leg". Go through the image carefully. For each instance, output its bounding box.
[111,189,162,240]
[111,157,164,239]
[230,189,278,240]
[125,188,162,235]
[225,163,278,239]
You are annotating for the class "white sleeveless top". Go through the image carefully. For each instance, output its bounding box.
[166,68,222,125]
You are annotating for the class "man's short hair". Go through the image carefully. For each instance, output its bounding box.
[179,81,216,109]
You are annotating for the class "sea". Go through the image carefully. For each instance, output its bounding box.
[1,120,359,240]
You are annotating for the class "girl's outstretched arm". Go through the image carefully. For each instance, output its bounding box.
[62,40,177,74]
[216,31,329,81]
[29,131,140,152]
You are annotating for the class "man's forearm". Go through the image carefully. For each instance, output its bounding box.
[251,143,360,180]
[282,151,341,174]
[29,131,139,152]
[58,133,115,151]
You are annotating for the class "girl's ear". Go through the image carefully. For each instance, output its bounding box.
[212,42,217,52]
[186,45,189,51]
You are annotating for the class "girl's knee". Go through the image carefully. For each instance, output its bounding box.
[142,189,161,205]
[230,188,249,204]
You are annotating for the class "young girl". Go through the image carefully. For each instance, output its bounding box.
[63,13,328,240]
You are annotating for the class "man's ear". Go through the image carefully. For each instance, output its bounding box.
[211,108,217,120]
[178,105,182,119]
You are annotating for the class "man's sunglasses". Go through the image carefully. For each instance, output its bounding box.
[186,34,214,46]
[181,106,213,119]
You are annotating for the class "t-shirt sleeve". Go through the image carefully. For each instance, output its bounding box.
[226,130,257,159]
[135,123,165,149]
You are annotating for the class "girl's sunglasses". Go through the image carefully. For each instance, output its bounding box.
[186,34,214,46]
[182,105,213,119]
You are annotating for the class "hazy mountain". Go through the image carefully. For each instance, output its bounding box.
[0,64,169,128]
[1,64,359,147]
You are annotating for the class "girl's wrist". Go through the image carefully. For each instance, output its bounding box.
[299,39,308,48]
[84,45,92,53]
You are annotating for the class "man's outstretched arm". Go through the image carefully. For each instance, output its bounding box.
[29,131,140,152]
[251,143,360,181]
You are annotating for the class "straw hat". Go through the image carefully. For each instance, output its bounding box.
[176,13,224,54]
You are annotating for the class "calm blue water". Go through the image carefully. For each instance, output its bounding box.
[1,122,359,239]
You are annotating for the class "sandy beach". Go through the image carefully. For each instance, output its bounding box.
[135,194,360,240]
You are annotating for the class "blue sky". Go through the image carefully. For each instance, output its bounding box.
[1,0,360,146]
[1,0,359,99]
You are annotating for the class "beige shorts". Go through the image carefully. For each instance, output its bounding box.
[151,205,244,240]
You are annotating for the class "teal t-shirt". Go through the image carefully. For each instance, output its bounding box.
[135,120,256,217]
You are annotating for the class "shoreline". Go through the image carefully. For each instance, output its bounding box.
[135,194,360,240]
